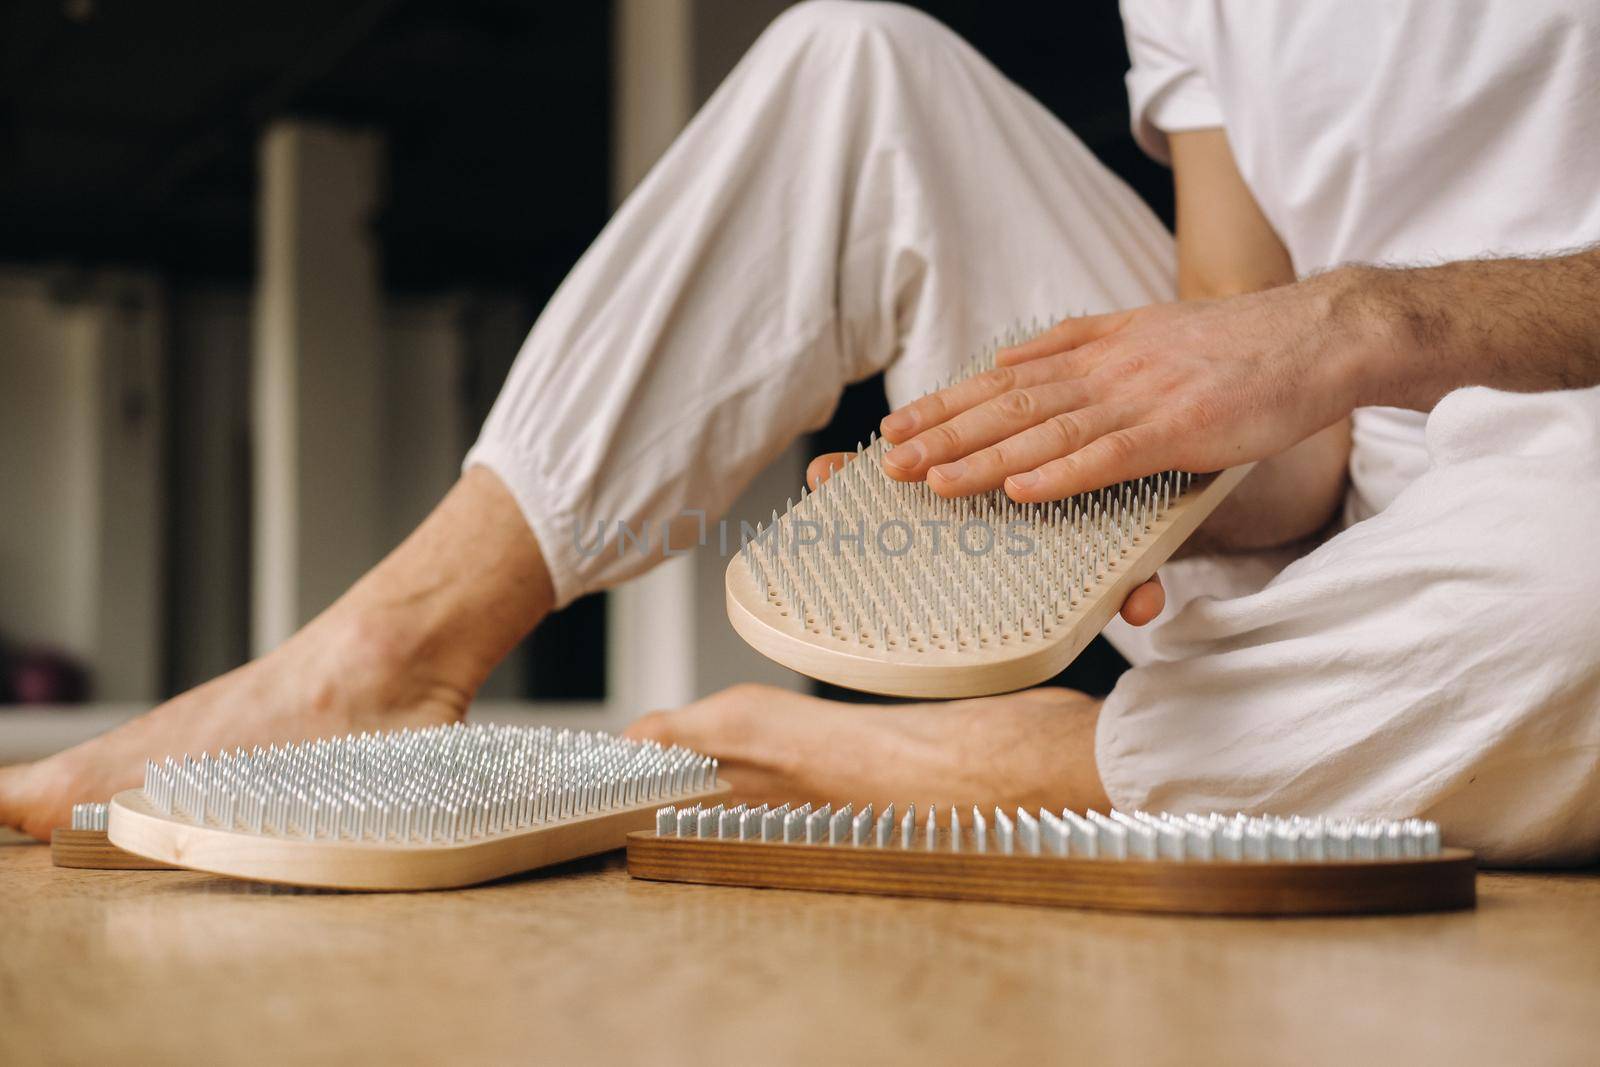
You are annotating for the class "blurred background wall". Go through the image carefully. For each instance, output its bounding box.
[0,0,1171,758]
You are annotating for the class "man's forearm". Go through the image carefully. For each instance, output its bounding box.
[1177,225,1350,554]
[1220,248,1600,551]
[877,246,1600,509]
[1345,246,1600,410]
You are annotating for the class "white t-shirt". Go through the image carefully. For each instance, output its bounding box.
[1096,1,1600,864]
[1121,0,1600,522]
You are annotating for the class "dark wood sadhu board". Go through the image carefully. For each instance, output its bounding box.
[626,833,1477,916]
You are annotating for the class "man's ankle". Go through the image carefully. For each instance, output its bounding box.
[298,599,480,716]
[322,468,554,700]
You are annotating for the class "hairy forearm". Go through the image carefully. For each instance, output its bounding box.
[1199,248,1600,551]
[879,243,1597,548]
[1179,241,1350,552]
[1342,246,1600,410]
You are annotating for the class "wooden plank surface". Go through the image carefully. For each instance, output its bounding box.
[50,828,179,870]
[626,834,1477,916]
[3,831,1595,1065]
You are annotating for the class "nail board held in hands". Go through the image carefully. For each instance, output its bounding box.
[726,327,1252,697]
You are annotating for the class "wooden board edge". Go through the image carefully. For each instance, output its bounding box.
[625,834,1476,916]
[107,782,731,891]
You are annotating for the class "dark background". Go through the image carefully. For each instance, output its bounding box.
[0,2,1170,283]
[1,0,1169,700]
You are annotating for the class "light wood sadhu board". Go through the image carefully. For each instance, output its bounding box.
[727,464,1253,698]
[627,833,1477,916]
[107,782,731,891]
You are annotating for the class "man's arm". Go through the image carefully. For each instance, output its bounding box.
[875,210,1600,505]
[1170,129,1294,299]
[1167,130,1351,552]
[878,130,1352,549]
[1356,250,1600,407]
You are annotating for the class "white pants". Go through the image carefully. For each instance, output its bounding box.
[467,1,1600,865]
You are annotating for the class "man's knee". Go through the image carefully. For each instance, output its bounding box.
[760,0,961,58]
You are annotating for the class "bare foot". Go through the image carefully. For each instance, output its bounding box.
[0,467,553,841]
[0,607,471,840]
[625,683,1110,813]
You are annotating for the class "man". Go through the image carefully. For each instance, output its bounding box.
[4,1,1597,863]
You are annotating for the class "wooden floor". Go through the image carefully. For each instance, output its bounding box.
[3,833,1597,1065]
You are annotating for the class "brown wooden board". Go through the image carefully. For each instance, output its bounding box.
[626,832,1476,916]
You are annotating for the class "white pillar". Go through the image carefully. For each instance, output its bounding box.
[607,0,699,711]
[609,0,805,709]
[251,121,385,655]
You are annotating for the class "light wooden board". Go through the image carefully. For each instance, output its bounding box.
[107,782,730,891]
[626,833,1477,916]
[727,464,1251,697]
[50,828,179,870]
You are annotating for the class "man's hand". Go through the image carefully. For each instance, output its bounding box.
[805,451,1167,625]
[874,246,1600,508]
[875,274,1367,503]
[625,683,1110,813]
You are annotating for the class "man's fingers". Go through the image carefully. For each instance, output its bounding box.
[879,356,1082,447]
[1004,426,1168,502]
[806,452,854,490]
[1118,574,1165,627]
[995,309,1136,367]
[925,403,1119,495]
[882,381,1098,484]
[880,366,1022,448]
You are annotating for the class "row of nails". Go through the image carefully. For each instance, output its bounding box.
[655,803,1442,863]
